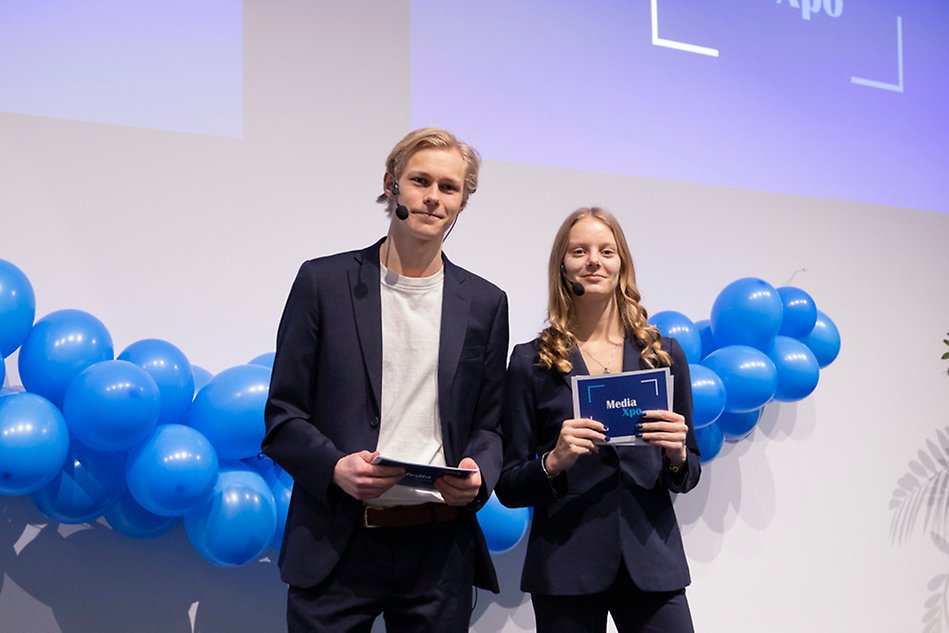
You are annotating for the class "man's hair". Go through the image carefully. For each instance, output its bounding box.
[376,128,481,211]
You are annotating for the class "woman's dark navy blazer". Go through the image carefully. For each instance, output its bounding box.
[496,337,701,595]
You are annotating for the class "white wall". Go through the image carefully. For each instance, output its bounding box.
[2,2,948,631]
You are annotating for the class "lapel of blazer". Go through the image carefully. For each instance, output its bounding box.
[564,345,588,385]
[622,335,646,372]
[349,239,384,414]
[438,256,471,429]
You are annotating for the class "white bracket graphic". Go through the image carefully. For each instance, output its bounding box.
[851,16,904,93]
[640,378,660,396]
[650,0,719,57]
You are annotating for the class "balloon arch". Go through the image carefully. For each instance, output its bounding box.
[0,260,839,565]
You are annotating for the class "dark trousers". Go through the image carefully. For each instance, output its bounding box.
[531,564,694,633]
[287,519,474,633]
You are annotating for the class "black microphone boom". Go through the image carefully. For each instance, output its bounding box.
[560,265,585,296]
[391,181,409,221]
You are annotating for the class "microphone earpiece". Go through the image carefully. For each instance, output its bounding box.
[560,265,585,296]
[391,181,409,221]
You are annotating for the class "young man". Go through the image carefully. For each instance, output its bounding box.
[263,128,509,632]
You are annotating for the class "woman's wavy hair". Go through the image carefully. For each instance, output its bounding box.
[536,207,671,373]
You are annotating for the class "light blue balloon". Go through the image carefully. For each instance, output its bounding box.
[248,352,275,369]
[688,364,726,429]
[186,364,271,460]
[104,489,179,538]
[695,422,724,463]
[476,492,529,554]
[18,309,114,407]
[32,442,127,523]
[695,318,718,360]
[702,345,777,414]
[63,360,161,452]
[801,310,841,368]
[768,335,820,402]
[126,424,220,516]
[271,477,292,551]
[717,408,763,442]
[192,365,213,396]
[710,278,784,351]
[777,286,818,339]
[649,311,701,363]
[185,468,277,567]
[118,339,195,425]
[0,393,70,495]
[0,259,36,358]
[0,357,5,388]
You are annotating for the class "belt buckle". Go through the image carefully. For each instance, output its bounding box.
[363,506,379,529]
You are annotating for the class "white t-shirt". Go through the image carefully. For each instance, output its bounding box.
[370,263,447,506]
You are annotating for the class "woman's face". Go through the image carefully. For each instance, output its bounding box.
[562,216,622,299]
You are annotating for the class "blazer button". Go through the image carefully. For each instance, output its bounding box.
[369,415,379,428]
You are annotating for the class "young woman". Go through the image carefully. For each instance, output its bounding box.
[496,207,700,633]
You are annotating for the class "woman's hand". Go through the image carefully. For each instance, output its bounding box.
[640,409,688,467]
[544,418,607,477]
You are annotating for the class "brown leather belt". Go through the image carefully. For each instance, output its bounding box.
[363,503,460,529]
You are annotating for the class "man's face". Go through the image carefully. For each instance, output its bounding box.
[389,147,466,242]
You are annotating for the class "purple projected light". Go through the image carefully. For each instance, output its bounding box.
[410,0,949,213]
[0,1,242,137]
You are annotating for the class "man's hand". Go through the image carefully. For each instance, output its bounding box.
[332,451,405,500]
[435,457,482,506]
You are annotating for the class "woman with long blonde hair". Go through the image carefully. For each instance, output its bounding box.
[496,207,700,632]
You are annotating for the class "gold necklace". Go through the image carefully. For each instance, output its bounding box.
[579,341,620,374]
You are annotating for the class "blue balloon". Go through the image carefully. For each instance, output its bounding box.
[649,311,702,363]
[689,364,726,429]
[0,393,70,495]
[777,286,818,339]
[32,442,126,523]
[18,309,113,407]
[695,422,724,463]
[118,339,195,425]
[0,356,5,388]
[192,365,213,396]
[126,424,220,516]
[801,310,841,368]
[695,318,718,360]
[271,477,292,551]
[702,345,777,413]
[243,453,293,489]
[0,259,36,358]
[105,490,179,538]
[248,352,275,369]
[710,278,784,351]
[186,364,271,460]
[768,336,820,402]
[717,408,763,442]
[63,360,161,451]
[476,492,530,554]
[185,468,277,567]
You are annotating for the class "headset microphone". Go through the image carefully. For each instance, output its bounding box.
[560,265,585,296]
[391,181,409,221]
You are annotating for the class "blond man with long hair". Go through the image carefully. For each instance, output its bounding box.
[496,207,700,633]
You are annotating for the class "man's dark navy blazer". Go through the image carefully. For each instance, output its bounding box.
[263,239,509,592]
